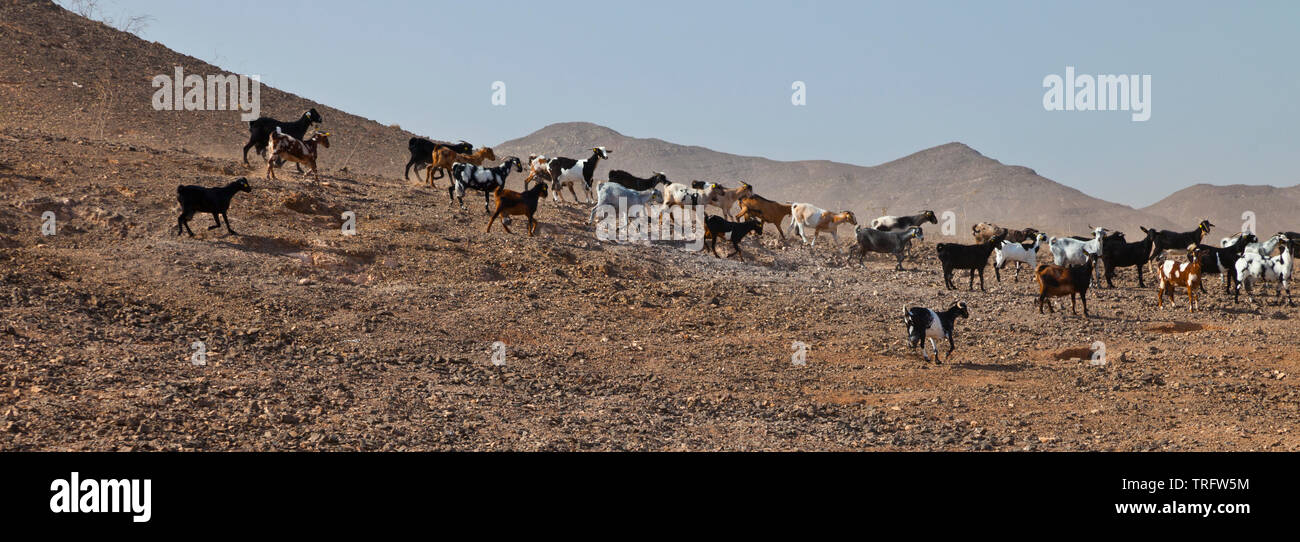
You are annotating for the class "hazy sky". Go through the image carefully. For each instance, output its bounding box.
[75,0,1299,207]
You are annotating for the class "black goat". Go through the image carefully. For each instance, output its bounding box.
[1101,230,1156,288]
[904,301,969,363]
[702,215,764,262]
[242,108,322,167]
[1195,233,1256,294]
[176,177,252,237]
[936,236,1003,291]
[1146,220,1214,260]
[608,170,671,192]
[404,137,472,181]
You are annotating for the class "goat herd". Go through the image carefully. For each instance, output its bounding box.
[168,108,1298,363]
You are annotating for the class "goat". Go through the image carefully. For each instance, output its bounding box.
[871,210,938,232]
[903,301,969,363]
[1034,254,1097,316]
[449,157,523,212]
[266,129,330,182]
[176,177,251,237]
[701,215,764,262]
[426,147,496,187]
[404,138,472,181]
[522,154,552,187]
[789,203,857,246]
[1146,220,1214,260]
[1155,245,1209,311]
[606,170,670,192]
[855,226,924,269]
[704,182,752,220]
[993,235,1041,282]
[1190,233,1256,294]
[486,183,549,236]
[1245,232,1287,257]
[1098,229,1162,288]
[1235,244,1294,306]
[973,222,1039,244]
[242,108,322,167]
[548,147,611,202]
[736,193,793,240]
[1046,227,1109,281]
[658,182,711,227]
[936,235,1003,291]
[589,183,664,240]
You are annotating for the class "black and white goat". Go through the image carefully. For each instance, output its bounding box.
[903,301,969,363]
[548,147,611,202]
[242,108,322,168]
[176,177,252,237]
[449,157,523,212]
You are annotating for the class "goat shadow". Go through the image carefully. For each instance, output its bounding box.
[952,361,1027,372]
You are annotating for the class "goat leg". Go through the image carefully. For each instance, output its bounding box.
[207,213,222,230]
[222,213,238,236]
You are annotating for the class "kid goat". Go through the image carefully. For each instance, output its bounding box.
[266,128,330,182]
[405,138,472,181]
[903,301,970,364]
[243,108,322,167]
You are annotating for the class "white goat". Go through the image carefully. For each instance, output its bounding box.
[1047,227,1109,280]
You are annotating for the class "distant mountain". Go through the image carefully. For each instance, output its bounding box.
[1142,184,1300,239]
[494,122,1179,237]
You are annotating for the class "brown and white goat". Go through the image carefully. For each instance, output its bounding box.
[523,154,552,187]
[425,146,496,187]
[789,203,857,246]
[1156,245,1208,311]
[267,129,330,182]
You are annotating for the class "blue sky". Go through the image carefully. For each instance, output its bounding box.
[77,0,1299,207]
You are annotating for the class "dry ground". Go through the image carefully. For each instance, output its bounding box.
[2,126,1299,451]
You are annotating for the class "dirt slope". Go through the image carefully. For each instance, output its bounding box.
[0,0,425,178]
